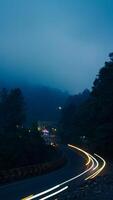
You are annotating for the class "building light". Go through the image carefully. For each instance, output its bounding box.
[37,127,41,131]
[42,129,49,134]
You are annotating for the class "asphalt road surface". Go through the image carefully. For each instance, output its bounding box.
[0,145,85,200]
[0,144,106,200]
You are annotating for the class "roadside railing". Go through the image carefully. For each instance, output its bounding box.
[0,154,67,185]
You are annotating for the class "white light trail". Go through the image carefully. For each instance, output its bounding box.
[86,153,106,180]
[58,144,95,186]
[21,144,106,200]
[39,186,68,200]
[21,185,61,200]
[89,154,99,171]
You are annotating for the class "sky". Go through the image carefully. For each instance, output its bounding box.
[0,0,113,94]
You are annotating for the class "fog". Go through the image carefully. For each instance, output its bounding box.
[0,0,113,93]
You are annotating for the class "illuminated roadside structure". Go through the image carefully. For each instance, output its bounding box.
[41,129,50,145]
[37,121,57,130]
[41,129,57,145]
[36,121,58,146]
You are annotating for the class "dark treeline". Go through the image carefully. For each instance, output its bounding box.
[60,53,113,158]
[0,88,58,170]
[0,88,26,133]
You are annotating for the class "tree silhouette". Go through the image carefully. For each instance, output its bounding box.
[60,53,113,158]
[0,88,26,133]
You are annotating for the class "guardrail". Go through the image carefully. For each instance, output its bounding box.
[0,155,67,185]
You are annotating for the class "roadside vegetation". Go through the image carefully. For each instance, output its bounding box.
[0,88,59,171]
[60,52,113,159]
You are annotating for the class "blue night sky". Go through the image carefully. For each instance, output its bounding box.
[0,0,113,93]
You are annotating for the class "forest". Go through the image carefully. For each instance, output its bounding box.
[1,52,113,171]
[60,53,113,159]
[0,88,62,170]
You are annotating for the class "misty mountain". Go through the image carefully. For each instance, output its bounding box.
[22,86,68,125]
[64,89,90,107]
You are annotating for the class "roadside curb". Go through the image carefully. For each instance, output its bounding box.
[0,155,67,185]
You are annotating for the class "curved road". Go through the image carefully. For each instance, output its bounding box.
[0,145,106,200]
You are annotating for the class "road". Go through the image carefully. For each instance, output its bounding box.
[0,145,106,200]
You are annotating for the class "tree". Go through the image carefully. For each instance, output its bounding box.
[60,52,113,158]
[5,88,26,132]
[0,87,56,171]
[0,88,8,133]
[109,52,113,62]
[92,53,113,124]
[60,89,90,143]
[0,88,26,133]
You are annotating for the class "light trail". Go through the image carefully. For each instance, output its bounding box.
[21,186,68,200]
[21,144,94,200]
[58,144,95,186]
[21,144,106,200]
[85,153,106,180]
[21,185,61,200]
[68,144,91,167]
[39,186,68,200]
[90,153,106,178]
[86,155,91,166]
[22,195,34,200]
[89,154,99,171]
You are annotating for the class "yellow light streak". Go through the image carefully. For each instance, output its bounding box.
[58,144,95,186]
[68,144,106,182]
[68,144,91,167]
[86,156,91,166]
[21,144,106,200]
[21,195,33,200]
[89,154,99,171]
[87,153,106,180]
[22,144,94,200]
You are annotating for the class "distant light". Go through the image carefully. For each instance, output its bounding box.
[52,128,57,131]
[28,129,31,133]
[58,106,62,110]
[80,135,86,139]
[42,129,49,134]
[37,127,41,131]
